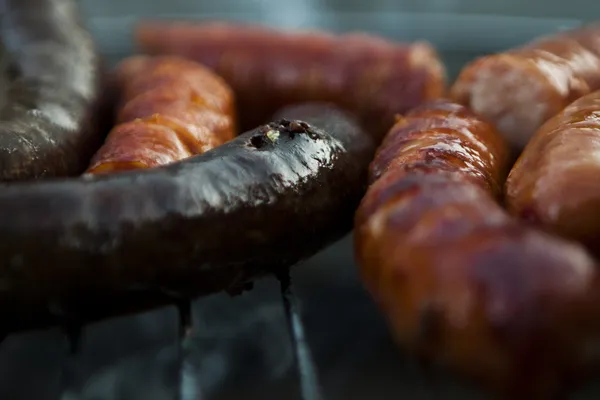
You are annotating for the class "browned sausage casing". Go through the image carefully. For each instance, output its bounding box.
[354,100,600,398]
[450,23,600,151]
[506,90,600,257]
[87,55,236,174]
[135,21,446,141]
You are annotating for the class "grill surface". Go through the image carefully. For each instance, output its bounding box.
[3,2,600,399]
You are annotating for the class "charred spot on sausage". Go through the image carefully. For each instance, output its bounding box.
[249,134,270,149]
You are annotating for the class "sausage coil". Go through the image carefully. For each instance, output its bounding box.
[354,100,600,398]
[135,21,446,141]
[451,23,600,151]
[87,55,236,174]
[506,89,600,257]
[0,0,104,180]
[0,103,374,335]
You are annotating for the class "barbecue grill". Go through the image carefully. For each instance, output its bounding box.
[3,0,600,399]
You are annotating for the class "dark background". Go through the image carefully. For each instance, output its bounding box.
[3,1,600,399]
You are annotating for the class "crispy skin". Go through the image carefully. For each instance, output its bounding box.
[135,21,446,141]
[0,0,104,180]
[355,100,600,398]
[86,56,236,174]
[506,89,600,257]
[451,23,600,151]
[0,103,374,335]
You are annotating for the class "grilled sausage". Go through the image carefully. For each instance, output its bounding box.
[505,90,600,258]
[135,21,446,141]
[450,23,600,152]
[87,55,236,174]
[0,103,374,334]
[0,0,104,180]
[354,100,600,398]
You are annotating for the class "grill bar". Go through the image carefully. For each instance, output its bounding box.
[58,323,82,400]
[51,269,320,400]
[176,299,202,400]
[278,270,324,400]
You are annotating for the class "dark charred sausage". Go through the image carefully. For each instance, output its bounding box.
[87,55,236,174]
[450,23,600,152]
[354,100,600,398]
[0,102,374,334]
[135,21,446,141]
[505,90,600,258]
[0,0,104,180]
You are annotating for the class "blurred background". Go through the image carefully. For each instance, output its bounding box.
[3,0,600,399]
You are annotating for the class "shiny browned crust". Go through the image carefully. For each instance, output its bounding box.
[355,99,600,397]
[506,89,600,256]
[86,56,236,174]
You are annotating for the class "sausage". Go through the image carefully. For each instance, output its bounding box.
[354,100,600,398]
[450,23,600,152]
[87,55,236,174]
[0,0,105,180]
[505,90,600,258]
[0,102,374,334]
[135,21,446,141]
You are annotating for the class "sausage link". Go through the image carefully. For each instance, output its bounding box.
[135,21,446,141]
[0,0,105,181]
[450,23,600,151]
[0,103,374,335]
[86,56,236,174]
[355,100,600,398]
[505,89,600,257]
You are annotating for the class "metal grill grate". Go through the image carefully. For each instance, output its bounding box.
[278,270,324,400]
[176,300,200,400]
[58,324,83,400]
[53,268,324,400]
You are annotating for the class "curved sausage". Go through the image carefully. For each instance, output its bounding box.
[0,102,374,334]
[135,21,446,141]
[0,0,105,180]
[505,90,600,258]
[87,55,236,174]
[450,23,600,152]
[354,100,600,398]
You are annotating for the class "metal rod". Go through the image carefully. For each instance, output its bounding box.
[278,270,324,400]
[58,322,82,400]
[175,299,202,400]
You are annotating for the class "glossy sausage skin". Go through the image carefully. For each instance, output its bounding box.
[87,55,236,174]
[0,103,374,334]
[135,21,446,141]
[0,0,104,180]
[355,100,600,398]
[451,23,600,151]
[506,90,600,257]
